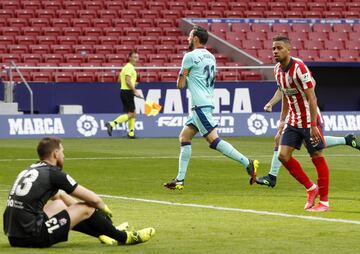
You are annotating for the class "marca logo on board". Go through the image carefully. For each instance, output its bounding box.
[323,114,360,132]
[8,118,65,135]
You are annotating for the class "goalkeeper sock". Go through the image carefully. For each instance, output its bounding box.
[85,211,127,244]
[324,136,345,148]
[73,221,101,237]
[176,142,192,180]
[210,138,250,168]
[128,118,135,136]
[110,114,129,128]
[269,149,282,177]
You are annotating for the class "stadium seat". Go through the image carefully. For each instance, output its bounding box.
[339,50,358,62]
[94,45,113,54]
[64,54,84,64]
[134,45,155,55]
[222,71,240,81]
[209,2,228,12]
[2,27,21,36]
[188,2,208,11]
[139,36,158,45]
[319,50,339,61]
[241,70,262,80]
[43,54,64,64]
[71,18,91,27]
[78,36,99,45]
[99,36,119,45]
[15,9,35,18]
[268,2,287,11]
[154,19,174,28]
[291,24,311,33]
[160,10,181,19]
[0,36,15,45]
[304,41,324,50]
[31,72,52,82]
[312,24,332,33]
[324,41,345,50]
[298,50,319,61]
[134,18,154,28]
[58,36,78,45]
[148,54,167,64]
[75,72,95,82]
[103,27,123,36]
[324,11,342,19]
[8,45,28,54]
[16,35,36,45]
[342,11,359,19]
[246,32,267,41]
[232,24,251,33]
[0,45,8,54]
[288,2,307,12]
[73,45,93,54]
[105,1,125,10]
[42,1,62,10]
[51,45,72,54]
[123,27,143,36]
[139,10,159,19]
[174,45,188,54]
[228,2,248,12]
[0,9,15,18]
[51,18,71,28]
[22,53,42,64]
[62,27,82,36]
[96,72,117,82]
[118,10,138,19]
[106,54,127,64]
[333,24,352,33]
[257,49,273,64]
[147,1,166,11]
[304,11,322,18]
[203,10,223,18]
[272,24,291,34]
[346,41,360,50]
[252,24,271,33]
[41,27,62,36]
[139,71,158,82]
[288,31,309,41]
[125,1,145,11]
[84,1,104,10]
[160,36,178,45]
[349,32,360,42]
[307,3,326,12]
[244,11,264,18]
[29,45,50,54]
[248,2,268,12]
[97,10,118,19]
[54,72,74,82]
[56,10,76,19]
[211,23,230,33]
[119,36,138,45]
[223,10,243,18]
[114,45,133,54]
[308,32,328,42]
[22,1,41,9]
[285,11,303,19]
[8,18,28,27]
[63,1,83,10]
[92,19,112,28]
[290,40,303,50]
[0,54,21,63]
[182,10,202,18]
[159,72,177,82]
[242,40,263,50]
[168,54,183,63]
[155,45,175,54]
[264,11,284,18]
[145,27,165,36]
[86,54,105,64]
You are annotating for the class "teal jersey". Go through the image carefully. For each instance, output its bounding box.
[179,48,216,108]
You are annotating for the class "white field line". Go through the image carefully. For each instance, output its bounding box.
[0,153,359,162]
[100,194,360,226]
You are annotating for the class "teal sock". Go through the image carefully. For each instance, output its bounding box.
[324,136,345,148]
[176,142,192,180]
[269,150,282,177]
[210,138,249,168]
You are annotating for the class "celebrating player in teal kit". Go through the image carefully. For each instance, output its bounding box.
[163,26,259,190]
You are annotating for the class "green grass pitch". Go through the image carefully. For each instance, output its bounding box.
[0,137,359,254]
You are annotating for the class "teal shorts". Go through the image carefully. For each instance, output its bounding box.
[185,106,218,137]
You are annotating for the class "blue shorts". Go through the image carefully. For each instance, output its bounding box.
[185,106,218,137]
[280,124,325,155]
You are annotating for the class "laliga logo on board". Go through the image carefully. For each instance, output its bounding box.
[76,115,98,137]
[247,113,269,135]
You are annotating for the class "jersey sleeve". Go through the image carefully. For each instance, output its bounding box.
[296,63,315,90]
[50,169,78,194]
[179,53,193,77]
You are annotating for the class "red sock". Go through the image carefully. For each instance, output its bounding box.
[312,156,329,202]
[283,157,313,189]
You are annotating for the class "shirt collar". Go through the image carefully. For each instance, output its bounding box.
[281,57,293,72]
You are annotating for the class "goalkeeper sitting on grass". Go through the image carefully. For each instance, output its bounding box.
[3,137,155,248]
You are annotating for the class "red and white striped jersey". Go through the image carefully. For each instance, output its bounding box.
[275,57,316,128]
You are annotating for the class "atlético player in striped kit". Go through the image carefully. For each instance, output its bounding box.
[272,35,330,212]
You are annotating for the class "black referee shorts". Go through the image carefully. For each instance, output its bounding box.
[8,210,71,248]
[120,89,135,113]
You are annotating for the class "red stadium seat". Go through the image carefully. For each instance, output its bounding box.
[41,27,62,36]
[211,23,230,33]
[8,45,28,54]
[241,70,262,81]
[203,10,223,18]
[228,2,248,11]
[51,45,72,54]
[246,32,267,41]
[2,27,21,36]
[29,45,50,54]
[160,36,177,45]
[139,72,158,82]
[114,45,134,54]
[308,32,328,42]
[174,45,188,54]
[103,27,123,36]
[252,24,271,33]
[144,27,164,36]
[62,27,82,36]
[97,10,118,19]
[307,3,326,12]
[57,36,78,45]
[35,9,56,19]
[54,72,74,82]
[346,3,360,13]
[78,36,99,45]
[222,71,241,81]
[42,1,63,10]
[43,54,64,64]
[94,45,113,54]
[118,10,138,19]
[155,45,175,54]
[106,54,127,64]
[332,24,352,33]
[147,1,166,11]
[323,11,342,19]
[16,35,36,45]
[96,72,117,82]
[272,24,291,34]
[159,72,177,82]
[248,2,268,12]
[319,50,339,62]
[214,54,228,65]
[288,32,309,41]
[73,45,93,54]
[134,45,154,55]
[232,24,251,33]
[298,50,319,61]
[349,32,360,41]
[139,36,158,45]
[0,9,14,18]
[244,11,264,18]
[324,41,344,50]
[0,36,15,45]
[290,40,303,50]
[104,1,125,10]
[31,72,52,82]
[264,11,284,18]
[99,36,119,45]
[0,53,21,64]
[125,1,145,10]
[15,10,35,18]
[224,10,243,18]
[168,54,183,63]
[56,10,76,19]
[22,1,41,9]
[188,2,208,11]
[148,54,167,64]
[139,10,159,19]
[329,32,349,41]
[285,11,303,19]
[63,1,83,10]
[134,18,154,28]
[304,41,324,50]
[312,24,332,33]
[51,18,71,28]
[339,50,358,62]
[0,45,7,54]
[123,27,143,36]
[86,54,105,64]
[154,19,174,28]
[268,2,287,11]
[182,10,202,18]
[92,19,112,28]
[342,11,360,19]
[71,18,91,28]
[346,41,360,50]
[2,1,20,9]
[74,72,96,82]
[327,2,345,12]
[288,2,306,11]
[209,2,228,12]
[112,19,133,28]
[303,11,322,18]
[8,18,28,27]
[119,36,139,45]
[64,54,84,64]
[160,10,181,19]
[291,24,311,33]
[84,1,104,10]
[22,53,42,64]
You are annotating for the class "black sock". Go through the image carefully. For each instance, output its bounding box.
[73,221,101,237]
[85,211,127,244]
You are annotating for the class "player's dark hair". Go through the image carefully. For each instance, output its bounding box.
[272,35,291,45]
[37,137,62,160]
[128,50,138,58]
[193,25,208,45]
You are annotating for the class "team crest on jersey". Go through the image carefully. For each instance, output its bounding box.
[287,75,293,84]
[283,88,298,96]
[59,218,68,226]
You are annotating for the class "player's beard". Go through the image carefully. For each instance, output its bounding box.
[188,40,194,51]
